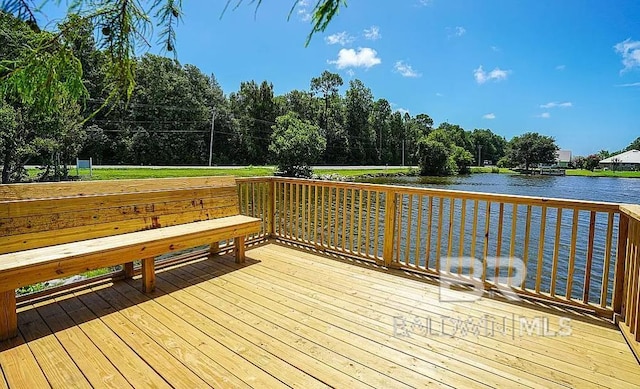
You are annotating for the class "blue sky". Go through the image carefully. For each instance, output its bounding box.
[38,0,640,156]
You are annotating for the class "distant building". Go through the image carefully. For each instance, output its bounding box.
[599,149,640,171]
[555,150,572,168]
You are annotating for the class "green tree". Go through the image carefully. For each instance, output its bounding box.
[469,129,507,166]
[584,154,601,171]
[2,1,346,113]
[416,138,456,176]
[504,132,559,171]
[310,70,343,130]
[626,137,640,151]
[269,112,326,177]
[345,79,375,164]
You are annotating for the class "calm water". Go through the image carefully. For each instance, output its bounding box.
[360,173,640,204]
[352,174,640,304]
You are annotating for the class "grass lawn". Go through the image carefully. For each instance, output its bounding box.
[566,169,640,178]
[469,166,515,174]
[28,166,416,180]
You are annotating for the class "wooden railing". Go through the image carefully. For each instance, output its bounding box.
[238,177,635,318]
[618,205,640,359]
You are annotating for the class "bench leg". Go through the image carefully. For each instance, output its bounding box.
[123,262,135,278]
[234,236,246,264]
[0,290,17,341]
[209,242,220,258]
[141,258,156,293]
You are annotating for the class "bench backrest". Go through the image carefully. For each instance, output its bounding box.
[0,176,240,255]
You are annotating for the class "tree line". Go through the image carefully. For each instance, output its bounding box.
[2,13,602,182]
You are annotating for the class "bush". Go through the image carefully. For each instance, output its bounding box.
[269,112,326,177]
[417,139,456,176]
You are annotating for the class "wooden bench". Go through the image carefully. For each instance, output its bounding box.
[0,176,261,340]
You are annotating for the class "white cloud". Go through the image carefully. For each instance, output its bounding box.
[490,46,500,52]
[296,0,311,21]
[448,26,466,38]
[328,48,381,69]
[396,108,410,115]
[540,101,572,109]
[614,39,640,72]
[483,113,496,119]
[364,26,381,41]
[617,82,640,87]
[325,31,355,46]
[537,112,551,119]
[435,92,443,97]
[394,61,421,77]
[474,65,510,84]
[417,0,432,6]
[346,69,355,77]
[556,64,566,71]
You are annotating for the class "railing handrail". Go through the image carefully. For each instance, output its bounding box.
[243,176,622,213]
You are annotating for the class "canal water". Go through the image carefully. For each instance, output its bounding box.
[355,174,640,304]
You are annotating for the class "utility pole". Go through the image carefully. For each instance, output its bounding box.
[208,108,216,167]
[477,144,482,167]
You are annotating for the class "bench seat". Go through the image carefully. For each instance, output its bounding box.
[0,177,264,341]
[0,215,261,292]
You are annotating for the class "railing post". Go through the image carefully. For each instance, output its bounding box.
[268,178,276,238]
[383,189,397,267]
[613,213,629,319]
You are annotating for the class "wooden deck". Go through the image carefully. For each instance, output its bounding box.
[1,243,638,388]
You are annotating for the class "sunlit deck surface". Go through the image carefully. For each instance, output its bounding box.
[1,243,637,388]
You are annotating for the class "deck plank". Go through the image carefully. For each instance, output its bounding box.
[34,301,132,389]
[207,257,569,389]
[18,307,91,389]
[55,293,172,389]
[252,244,639,385]
[156,269,390,388]
[1,243,637,389]
[73,289,212,388]
[111,279,326,389]
[94,282,272,388]
[165,264,467,388]
[0,331,50,388]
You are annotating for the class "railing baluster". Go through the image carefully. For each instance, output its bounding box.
[364,190,371,257]
[470,200,479,262]
[357,190,364,255]
[522,205,532,291]
[536,206,548,293]
[383,190,397,267]
[405,194,413,266]
[601,212,615,307]
[320,185,326,247]
[508,204,517,287]
[612,214,629,314]
[435,197,444,272]
[301,184,307,241]
[447,198,455,264]
[342,188,348,251]
[566,209,580,300]
[395,194,403,263]
[458,199,467,259]
[482,201,491,283]
[415,195,423,268]
[336,188,340,249]
[550,208,563,297]
[426,196,434,269]
[583,211,596,304]
[374,191,381,259]
[349,189,356,253]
